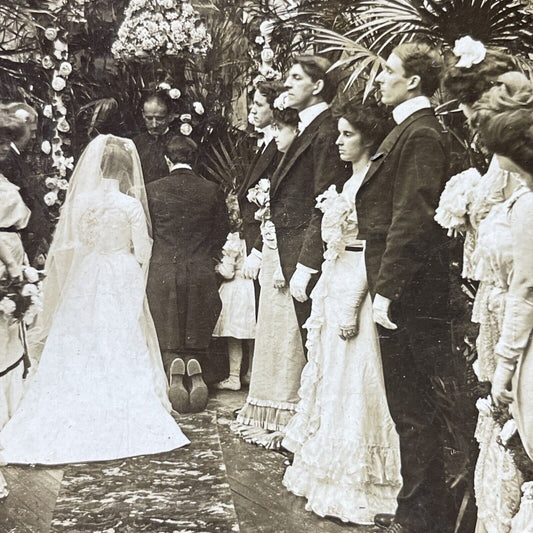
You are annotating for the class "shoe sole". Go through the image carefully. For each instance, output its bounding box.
[187,359,208,412]
[169,359,189,413]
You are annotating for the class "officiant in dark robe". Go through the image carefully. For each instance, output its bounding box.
[133,92,177,185]
[146,134,229,412]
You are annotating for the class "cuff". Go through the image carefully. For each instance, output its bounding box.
[296,262,319,275]
[251,248,262,260]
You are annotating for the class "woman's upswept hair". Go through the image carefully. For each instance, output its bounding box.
[443,49,518,106]
[272,106,299,128]
[470,80,533,174]
[338,98,393,154]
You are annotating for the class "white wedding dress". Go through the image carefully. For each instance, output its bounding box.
[0,139,189,465]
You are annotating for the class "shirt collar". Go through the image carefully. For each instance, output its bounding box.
[257,124,274,150]
[298,102,329,133]
[10,142,20,155]
[392,96,431,125]
[170,163,192,172]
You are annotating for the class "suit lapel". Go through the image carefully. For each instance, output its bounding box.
[360,108,435,188]
[247,141,278,189]
[271,109,330,196]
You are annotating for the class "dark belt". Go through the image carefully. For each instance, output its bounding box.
[345,245,364,252]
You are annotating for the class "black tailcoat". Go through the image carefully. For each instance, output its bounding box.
[146,168,229,352]
[357,107,453,532]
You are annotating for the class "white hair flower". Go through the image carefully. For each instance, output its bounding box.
[453,36,486,69]
[273,92,289,111]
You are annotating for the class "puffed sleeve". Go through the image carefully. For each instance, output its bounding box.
[0,179,30,230]
[130,199,152,265]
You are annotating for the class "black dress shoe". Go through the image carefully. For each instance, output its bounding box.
[375,513,395,529]
[187,359,208,413]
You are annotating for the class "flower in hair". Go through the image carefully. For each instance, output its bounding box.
[453,36,486,69]
[273,92,289,111]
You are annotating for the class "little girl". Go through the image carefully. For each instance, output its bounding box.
[213,195,256,390]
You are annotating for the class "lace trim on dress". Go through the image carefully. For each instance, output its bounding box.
[235,396,297,432]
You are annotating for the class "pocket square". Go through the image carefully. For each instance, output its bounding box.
[370,152,385,161]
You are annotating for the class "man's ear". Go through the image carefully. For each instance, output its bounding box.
[408,75,421,92]
[312,79,325,96]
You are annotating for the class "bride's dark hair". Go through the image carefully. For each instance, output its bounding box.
[470,82,533,174]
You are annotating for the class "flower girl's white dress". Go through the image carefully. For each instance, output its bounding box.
[0,185,189,464]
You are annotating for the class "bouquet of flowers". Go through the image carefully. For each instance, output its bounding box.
[216,231,242,280]
[247,178,271,223]
[111,0,212,61]
[0,266,45,325]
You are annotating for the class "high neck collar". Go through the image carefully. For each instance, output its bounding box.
[392,96,431,125]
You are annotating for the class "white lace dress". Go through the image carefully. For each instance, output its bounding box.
[282,174,402,524]
[0,191,189,464]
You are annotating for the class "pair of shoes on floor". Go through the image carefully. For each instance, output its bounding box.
[375,514,412,533]
[215,375,241,391]
[169,358,209,413]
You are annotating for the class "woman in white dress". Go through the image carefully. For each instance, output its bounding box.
[0,134,189,465]
[282,100,402,524]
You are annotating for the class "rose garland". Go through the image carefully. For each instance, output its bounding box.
[39,26,74,210]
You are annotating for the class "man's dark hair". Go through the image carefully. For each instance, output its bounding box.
[255,80,285,107]
[165,134,198,165]
[392,43,443,97]
[0,112,26,142]
[292,55,337,104]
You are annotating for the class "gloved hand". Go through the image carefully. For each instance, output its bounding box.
[289,266,312,303]
[242,250,262,280]
[216,257,236,280]
[338,320,359,341]
[372,293,397,330]
[492,358,515,406]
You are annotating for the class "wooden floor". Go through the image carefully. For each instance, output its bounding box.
[0,389,376,533]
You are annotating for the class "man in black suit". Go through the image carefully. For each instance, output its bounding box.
[247,55,349,333]
[146,135,229,413]
[0,103,51,265]
[356,43,451,533]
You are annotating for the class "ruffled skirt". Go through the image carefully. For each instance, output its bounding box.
[282,250,401,524]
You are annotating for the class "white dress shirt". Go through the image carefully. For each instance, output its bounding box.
[392,96,431,125]
[298,102,329,134]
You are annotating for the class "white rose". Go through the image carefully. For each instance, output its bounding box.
[41,140,52,155]
[43,105,53,118]
[255,35,265,45]
[180,113,192,122]
[42,56,55,69]
[52,76,66,92]
[0,298,16,315]
[44,27,58,41]
[192,101,204,115]
[259,20,275,37]
[44,191,58,206]
[168,88,181,99]
[30,295,43,311]
[23,311,36,326]
[180,123,193,136]
[45,176,58,189]
[57,118,70,133]
[261,47,274,63]
[24,266,40,283]
[21,283,39,297]
[59,61,72,77]
[453,36,486,69]
[158,82,171,91]
[57,178,69,190]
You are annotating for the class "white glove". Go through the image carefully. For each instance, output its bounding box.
[242,250,262,280]
[372,293,397,330]
[290,266,312,303]
[492,358,515,406]
[339,320,359,341]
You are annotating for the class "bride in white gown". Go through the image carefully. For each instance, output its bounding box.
[0,134,189,465]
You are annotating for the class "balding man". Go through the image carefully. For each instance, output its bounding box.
[0,103,51,265]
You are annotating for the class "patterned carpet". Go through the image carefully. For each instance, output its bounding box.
[51,411,240,532]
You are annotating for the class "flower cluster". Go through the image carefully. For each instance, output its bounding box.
[111,0,212,61]
[453,36,487,69]
[0,266,45,324]
[434,167,482,235]
[247,178,271,222]
[39,26,74,208]
[273,92,289,111]
[315,185,357,262]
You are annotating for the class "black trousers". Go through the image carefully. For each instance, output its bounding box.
[376,276,454,533]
